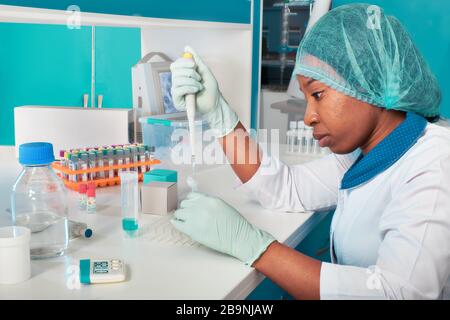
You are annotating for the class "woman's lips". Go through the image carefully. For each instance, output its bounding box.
[318,136,331,148]
[313,133,331,147]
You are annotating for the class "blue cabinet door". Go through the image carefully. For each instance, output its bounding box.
[0,23,142,145]
[0,23,92,145]
[0,0,251,24]
[94,26,141,108]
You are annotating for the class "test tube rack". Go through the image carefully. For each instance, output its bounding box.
[52,158,161,191]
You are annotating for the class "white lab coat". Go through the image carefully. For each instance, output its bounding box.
[237,123,450,299]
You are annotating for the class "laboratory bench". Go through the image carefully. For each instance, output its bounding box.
[0,146,332,300]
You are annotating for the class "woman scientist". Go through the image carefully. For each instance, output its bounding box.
[169,3,450,299]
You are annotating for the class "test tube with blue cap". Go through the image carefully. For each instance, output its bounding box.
[120,171,139,237]
[106,148,114,185]
[138,146,146,173]
[123,147,131,171]
[69,153,79,182]
[96,148,105,179]
[80,152,89,182]
[129,146,138,172]
[88,151,97,180]
[116,148,124,176]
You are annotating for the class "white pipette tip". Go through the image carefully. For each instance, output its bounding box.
[187,176,198,192]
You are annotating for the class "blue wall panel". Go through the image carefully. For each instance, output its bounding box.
[95,26,141,108]
[0,23,92,145]
[0,23,141,145]
[251,0,261,130]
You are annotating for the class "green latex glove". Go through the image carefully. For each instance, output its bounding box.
[171,192,276,266]
[170,46,239,137]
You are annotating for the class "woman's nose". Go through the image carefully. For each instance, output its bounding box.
[304,104,320,127]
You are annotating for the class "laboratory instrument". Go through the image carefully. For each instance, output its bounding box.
[107,148,114,186]
[79,258,126,284]
[86,183,96,214]
[170,46,239,138]
[11,142,69,259]
[52,143,160,191]
[139,113,206,160]
[123,147,131,170]
[182,51,198,192]
[285,123,330,155]
[80,152,89,182]
[143,169,177,184]
[286,121,297,153]
[69,153,79,182]
[182,51,197,163]
[0,226,31,285]
[78,183,87,210]
[186,176,198,192]
[297,121,305,153]
[88,151,97,180]
[130,145,138,171]
[120,171,139,236]
[132,52,176,143]
[69,220,93,240]
[116,148,124,176]
[138,146,147,173]
[147,146,155,161]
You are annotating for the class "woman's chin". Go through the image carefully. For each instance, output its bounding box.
[329,144,357,155]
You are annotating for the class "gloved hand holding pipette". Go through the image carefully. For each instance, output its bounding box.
[170,46,239,138]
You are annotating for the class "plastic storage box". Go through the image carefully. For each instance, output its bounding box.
[139,113,209,160]
[143,169,177,184]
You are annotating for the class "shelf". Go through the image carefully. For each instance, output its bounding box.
[0,5,251,30]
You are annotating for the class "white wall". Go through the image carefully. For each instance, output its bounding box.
[259,89,290,143]
[141,27,253,129]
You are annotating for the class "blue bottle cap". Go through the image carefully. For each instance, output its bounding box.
[18,142,55,165]
[84,228,93,238]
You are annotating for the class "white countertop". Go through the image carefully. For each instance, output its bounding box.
[0,146,328,299]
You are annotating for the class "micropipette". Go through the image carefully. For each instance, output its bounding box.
[183,51,198,192]
[183,51,196,164]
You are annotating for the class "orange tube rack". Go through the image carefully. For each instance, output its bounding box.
[52,158,161,191]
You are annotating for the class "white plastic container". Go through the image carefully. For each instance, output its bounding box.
[0,226,31,284]
[139,113,208,160]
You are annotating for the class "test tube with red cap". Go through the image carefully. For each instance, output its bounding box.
[86,183,96,213]
[78,183,87,210]
[59,150,67,178]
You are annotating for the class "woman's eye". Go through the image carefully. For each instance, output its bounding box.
[311,91,324,100]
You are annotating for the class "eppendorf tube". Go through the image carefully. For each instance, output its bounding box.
[120,171,139,237]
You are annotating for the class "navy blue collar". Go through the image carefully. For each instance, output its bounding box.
[341,112,427,190]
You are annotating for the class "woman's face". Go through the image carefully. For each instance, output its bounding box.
[297,75,381,154]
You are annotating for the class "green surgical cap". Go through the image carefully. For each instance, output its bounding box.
[293,3,441,118]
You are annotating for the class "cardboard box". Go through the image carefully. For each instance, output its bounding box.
[141,181,177,215]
